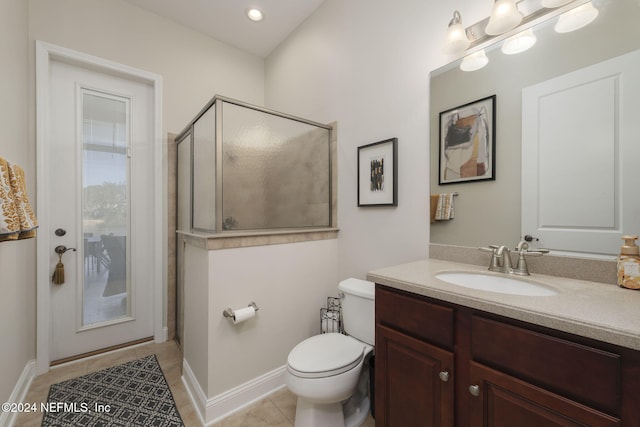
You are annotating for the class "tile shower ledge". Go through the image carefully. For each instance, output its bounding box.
[177,228,339,250]
[367,258,640,351]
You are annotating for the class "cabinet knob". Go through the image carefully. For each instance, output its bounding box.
[469,385,480,397]
[439,371,450,382]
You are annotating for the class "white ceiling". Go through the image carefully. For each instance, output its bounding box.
[122,0,327,58]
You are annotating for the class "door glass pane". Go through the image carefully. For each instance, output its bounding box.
[81,90,130,327]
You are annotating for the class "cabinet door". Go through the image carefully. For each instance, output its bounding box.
[375,324,454,427]
[468,362,620,427]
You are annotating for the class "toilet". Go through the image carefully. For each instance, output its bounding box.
[286,278,375,427]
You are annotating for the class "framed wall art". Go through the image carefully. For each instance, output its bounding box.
[439,95,496,185]
[357,138,397,206]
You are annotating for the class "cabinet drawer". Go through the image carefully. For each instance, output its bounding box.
[471,315,621,415]
[376,286,454,350]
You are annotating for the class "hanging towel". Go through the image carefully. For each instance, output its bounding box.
[0,157,38,242]
[434,193,455,221]
[0,157,18,241]
[429,195,439,223]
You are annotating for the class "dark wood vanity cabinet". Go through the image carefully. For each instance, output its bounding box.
[375,286,455,427]
[376,324,454,427]
[375,285,640,427]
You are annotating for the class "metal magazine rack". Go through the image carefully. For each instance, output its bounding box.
[320,296,342,334]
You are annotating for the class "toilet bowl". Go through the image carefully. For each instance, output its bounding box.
[285,278,375,427]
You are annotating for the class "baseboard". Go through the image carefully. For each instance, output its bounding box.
[0,359,36,427]
[157,326,168,343]
[181,359,207,426]
[181,360,287,426]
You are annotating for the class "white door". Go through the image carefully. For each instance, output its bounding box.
[522,49,640,255]
[47,58,155,362]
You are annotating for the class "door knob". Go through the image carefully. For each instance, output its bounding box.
[469,384,481,397]
[54,245,76,255]
[439,371,450,382]
[52,246,76,285]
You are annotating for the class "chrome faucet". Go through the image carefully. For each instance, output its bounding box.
[492,245,513,274]
[479,245,513,274]
[479,241,548,276]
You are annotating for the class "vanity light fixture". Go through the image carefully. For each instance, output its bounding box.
[445,11,471,54]
[460,50,489,72]
[246,8,264,22]
[554,1,599,33]
[444,0,601,66]
[485,0,523,35]
[501,28,537,54]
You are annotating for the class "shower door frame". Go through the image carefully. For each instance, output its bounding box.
[175,95,335,234]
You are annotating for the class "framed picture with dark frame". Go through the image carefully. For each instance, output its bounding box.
[439,95,496,185]
[357,137,398,206]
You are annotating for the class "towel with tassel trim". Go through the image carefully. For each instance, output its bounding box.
[429,195,439,223]
[0,157,38,242]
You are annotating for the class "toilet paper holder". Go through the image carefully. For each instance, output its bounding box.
[223,302,259,319]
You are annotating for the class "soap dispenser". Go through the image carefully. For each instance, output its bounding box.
[617,235,640,289]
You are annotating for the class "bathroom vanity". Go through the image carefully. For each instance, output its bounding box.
[368,258,640,427]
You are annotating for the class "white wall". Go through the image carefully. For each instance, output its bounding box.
[29,0,265,132]
[0,0,35,408]
[181,238,338,423]
[207,239,338,396]
[264,0,472,279]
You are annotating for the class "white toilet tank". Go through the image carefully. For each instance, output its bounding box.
[338,278,375,346]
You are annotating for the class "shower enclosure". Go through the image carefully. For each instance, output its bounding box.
[176,95,334,233]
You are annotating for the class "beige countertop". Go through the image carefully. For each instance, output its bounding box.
[367,258,640,351]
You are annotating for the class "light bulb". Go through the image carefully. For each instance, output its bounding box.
[485,0,523,36]
[460,50,489,72]
[445,11,470,54]
[555,2,599,33]
[501,29,537,55]
[247,8,264,22]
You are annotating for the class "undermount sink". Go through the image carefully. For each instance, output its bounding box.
[435,272,558,296]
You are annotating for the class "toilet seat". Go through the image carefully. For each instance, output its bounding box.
[287,333,366,379]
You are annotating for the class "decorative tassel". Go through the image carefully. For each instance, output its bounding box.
[52,254,65,284]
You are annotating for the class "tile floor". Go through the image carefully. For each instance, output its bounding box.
[14,340,376,427]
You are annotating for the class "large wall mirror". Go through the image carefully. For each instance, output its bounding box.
[430,0,640,257]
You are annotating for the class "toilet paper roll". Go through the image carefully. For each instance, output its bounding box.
[232,306,256,324]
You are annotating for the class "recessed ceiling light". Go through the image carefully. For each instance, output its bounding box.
[247,8,264,22]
